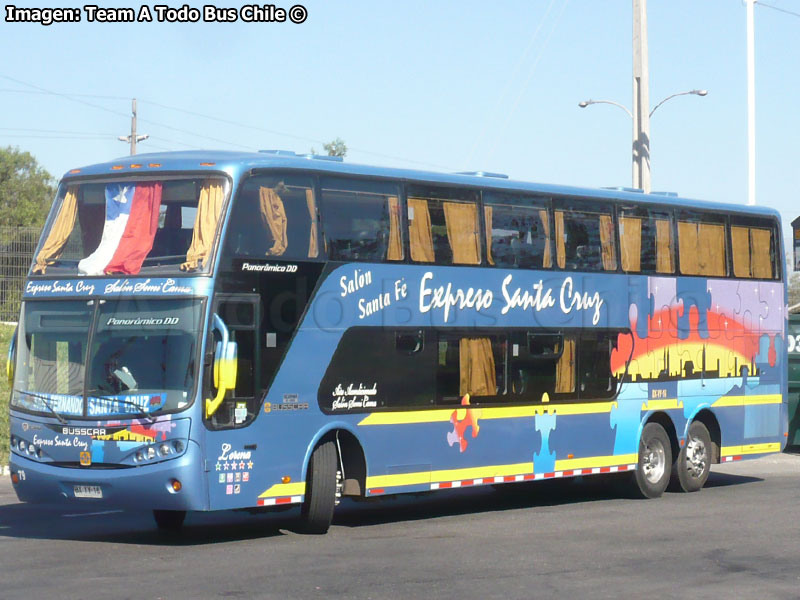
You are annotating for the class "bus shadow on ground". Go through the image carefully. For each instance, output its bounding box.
[0,500,292,545]
[0,470,761,544]
[332,469,763,529]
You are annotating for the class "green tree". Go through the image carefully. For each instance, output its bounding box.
[323,137,347,157]
[0,146,55,227]
[310,138,348,158]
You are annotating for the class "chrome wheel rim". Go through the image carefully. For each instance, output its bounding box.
[642,439,666,484]
[684,436,708,479]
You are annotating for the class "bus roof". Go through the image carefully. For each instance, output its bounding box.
[62,150,781,221]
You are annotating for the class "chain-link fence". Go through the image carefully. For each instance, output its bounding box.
[0,227,40,323]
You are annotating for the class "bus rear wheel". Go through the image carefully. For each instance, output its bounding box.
[631,422,672,499]
[670,421,711,493]
[153,509,186,533]
[300,440,338,534]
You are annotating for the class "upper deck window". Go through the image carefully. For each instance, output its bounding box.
[618,207,675,274]
[677,211,727,277]
[730,216,777,280]
[223,174,319,261]
[32,177,228,276]
[483,192,552,269]
[320,178,402,262]
[407,186,481,265]
[554,200,617,271]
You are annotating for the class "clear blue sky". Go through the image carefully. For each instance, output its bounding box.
[2,0,798,263]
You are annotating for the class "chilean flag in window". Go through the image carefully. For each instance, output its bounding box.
[78,182,162,275]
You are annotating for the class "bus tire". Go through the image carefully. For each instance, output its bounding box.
[670,421,711,493]
[301,440,337,534]
[153,509,186,533]
[631,422,672,499]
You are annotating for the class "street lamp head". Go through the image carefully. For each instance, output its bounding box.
[578,101,590,108]
[692,89,708,97]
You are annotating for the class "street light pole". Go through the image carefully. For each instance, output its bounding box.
[578,88,708,190]
[117,98,149,156]
[746,0,756,206]
[632,0,651,193]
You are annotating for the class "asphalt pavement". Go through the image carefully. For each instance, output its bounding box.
[0,452,798,599]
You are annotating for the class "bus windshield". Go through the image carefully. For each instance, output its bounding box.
[12,298,204,419]
[31,176,228,276]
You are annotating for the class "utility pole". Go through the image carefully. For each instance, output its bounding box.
[746,0,756,205]
[118,98,149,155]
[632,0,651,193]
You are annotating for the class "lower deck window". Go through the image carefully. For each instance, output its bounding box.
[318,327,630,412]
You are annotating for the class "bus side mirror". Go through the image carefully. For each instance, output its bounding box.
[6,326,17,386]
[205,314,238,419]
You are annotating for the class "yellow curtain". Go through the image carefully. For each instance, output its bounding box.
[539,209,552,268]
[259,187,288,256]
[731,225,751,278]
[599,214,616,271]
[698,223,726,276]
[484,206,494,266]
[387,196,403,261]
[305,189,318,258]
[555,337,575,394]
[459,337,496,397]
[33,186,79,274]
[444,202,480,265]
[655,218,674,273]
[181,180,225,271]
[408,198,435,262]
[750,228,773,279]
[555,211,566,269]
[619,216,642,272]
[678,221,699,275]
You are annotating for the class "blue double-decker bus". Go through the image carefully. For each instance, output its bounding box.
[7,150,788,533]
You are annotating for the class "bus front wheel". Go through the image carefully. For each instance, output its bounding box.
[631,423,672,499]
[300,440,338,534]
[153,509,186,533]
[670,421,711,493]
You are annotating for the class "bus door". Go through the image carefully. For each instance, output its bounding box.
[204,293,262,507]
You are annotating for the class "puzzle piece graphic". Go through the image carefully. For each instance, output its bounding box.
[447,394,481,453]
[676,278,712,339]
[533,409,557,473]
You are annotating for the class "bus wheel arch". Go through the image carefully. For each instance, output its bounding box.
[299,427,368,534]
[631,412,677,499]
[689,409,721,464]
[669,411,718,493]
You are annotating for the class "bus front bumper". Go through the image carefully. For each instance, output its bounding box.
[9,441,208,511]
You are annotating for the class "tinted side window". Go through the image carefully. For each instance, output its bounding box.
[436,334,506,403]
[619,207,675,274]
[730,216,777,279]
[223,174,319,262]
[484,192,552,269]
[677,211,727,277]
[407,186,481,265]
[555,201,616,271]
[320,178,402,262]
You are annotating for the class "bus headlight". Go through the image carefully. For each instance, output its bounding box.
[18,440,26,452]
[158,443,171,457]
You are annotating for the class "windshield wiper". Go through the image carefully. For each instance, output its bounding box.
[13,389,68,425]
[86,390,156,423]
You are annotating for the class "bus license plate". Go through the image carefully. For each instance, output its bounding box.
[74,485,102,499]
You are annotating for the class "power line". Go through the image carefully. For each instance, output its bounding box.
[0,88,131,100]
[758,2,800,18]
[0,127,116,135]
[0,73,458,171]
